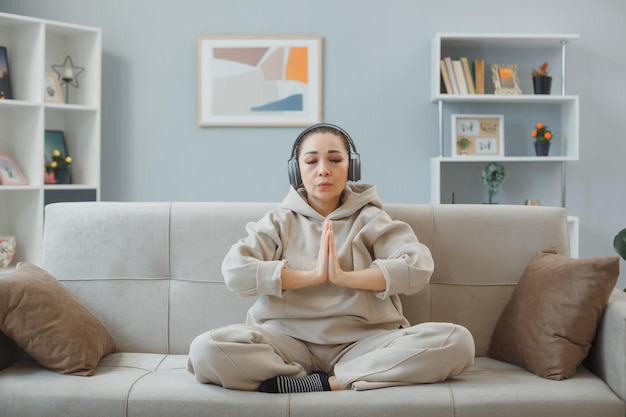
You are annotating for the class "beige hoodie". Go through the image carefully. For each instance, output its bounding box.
[221,183,434,345]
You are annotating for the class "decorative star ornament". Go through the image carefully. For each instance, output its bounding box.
[51,55,85,88]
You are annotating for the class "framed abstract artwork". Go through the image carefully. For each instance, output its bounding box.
[197,36,322,126]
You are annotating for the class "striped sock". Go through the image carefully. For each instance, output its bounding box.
[259,372,331,393]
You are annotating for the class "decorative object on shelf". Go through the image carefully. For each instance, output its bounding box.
[491,64,521,95]
[0,235,16,268]
[452,114,504,157]
[482,162,506,204]
[0,46,12,99]
[46,149,72,184]
[457,137,471,155]
[51,55,84,104]
[44,73,64,103]
[0,152,27,185]
[614,228,626,261]
[524,199,541,206]
[197,35,322,126]
[44,130,72,184]
[532,62,552,95]
[532,122,552,156]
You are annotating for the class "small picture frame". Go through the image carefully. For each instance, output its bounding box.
[491,64,522,95]
[0,152,27,185]
[452,114,504,157]
[0,46,12,100]
[44,73,64,103]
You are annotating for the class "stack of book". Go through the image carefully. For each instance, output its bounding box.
[440,57,485,95]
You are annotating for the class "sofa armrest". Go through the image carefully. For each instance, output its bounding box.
[586,289,626,401]
[0,331,18,371]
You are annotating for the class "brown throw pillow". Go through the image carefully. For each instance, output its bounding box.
[487,247,619,380]
[0,262,116,376]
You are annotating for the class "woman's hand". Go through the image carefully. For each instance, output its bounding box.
[325,221,345,285]
[314,219,331,283]
[325,221,386,292]
[282,219,386,292]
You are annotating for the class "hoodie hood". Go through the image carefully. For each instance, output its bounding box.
[279,182,382,221]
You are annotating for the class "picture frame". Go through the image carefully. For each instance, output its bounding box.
[451,114,505,157]
[0,46,12,100]
[44,130,71,184]
[491,64,522,95]
[0,152,27,185]
[44,72,64,103]
[197,35,322,126]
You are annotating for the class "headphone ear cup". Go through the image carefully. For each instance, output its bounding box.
[288,158,302,188]
[349,154,361,182]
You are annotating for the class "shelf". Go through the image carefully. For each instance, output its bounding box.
[0,11,101,267]
[430,33,580,257]
[432,94,578,104]
[434,33,579,46]
[435,156,577,163]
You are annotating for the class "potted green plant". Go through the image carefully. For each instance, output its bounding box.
[482,162,506,204]
[614,228,626,292]
[457,137,471,155]
[532,62,552,94]
[615,228,626,260]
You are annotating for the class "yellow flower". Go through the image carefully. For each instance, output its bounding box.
[45,149,72,172]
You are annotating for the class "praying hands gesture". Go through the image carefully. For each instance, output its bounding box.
[282,220,386,292]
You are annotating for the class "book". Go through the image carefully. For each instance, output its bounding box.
[440,59,453,94]
[452,59,469,94]
[443,57,460,94]
[474,59,485,94]
[460,57,475,94]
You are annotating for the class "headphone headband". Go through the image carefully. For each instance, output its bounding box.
[289,123,359,160]
[287,123,361,188]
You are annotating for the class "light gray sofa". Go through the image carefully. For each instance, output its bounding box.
[1,201,625,417]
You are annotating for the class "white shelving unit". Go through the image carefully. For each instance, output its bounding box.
[0,12,101,272]
[431,33,579,257]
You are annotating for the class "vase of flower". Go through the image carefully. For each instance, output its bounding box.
[532,76,552,95]
[532,62,552,95]
[55,170,70,184]
[45,148,72,184]
[534,142,551,156]
[532,122,552,156]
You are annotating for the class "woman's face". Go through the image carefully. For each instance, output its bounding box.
[298,131,350,216]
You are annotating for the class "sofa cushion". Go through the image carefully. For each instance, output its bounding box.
[487,247,619,380]
[0,262,116,376]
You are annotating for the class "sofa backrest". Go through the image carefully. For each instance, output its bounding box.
[42,202,569,357]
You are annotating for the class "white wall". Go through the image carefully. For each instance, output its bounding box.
[2,0,625,287]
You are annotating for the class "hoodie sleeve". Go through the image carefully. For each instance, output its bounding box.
[366,213,434,299]
[221,212,287,298]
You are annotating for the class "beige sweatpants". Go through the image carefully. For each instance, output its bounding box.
[187,322,475,391]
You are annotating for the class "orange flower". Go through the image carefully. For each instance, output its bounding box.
[531,122,552,145]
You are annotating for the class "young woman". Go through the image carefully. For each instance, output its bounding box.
[187,123,475,392]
